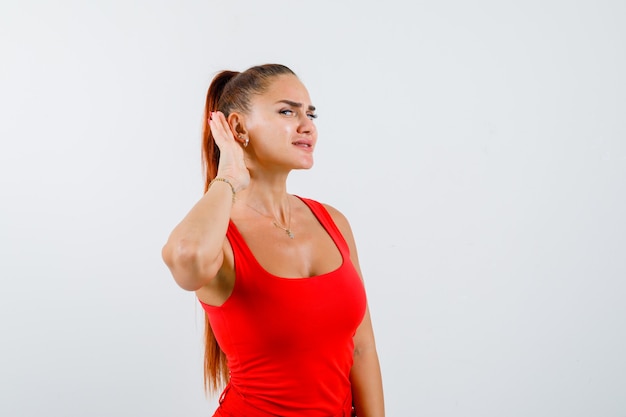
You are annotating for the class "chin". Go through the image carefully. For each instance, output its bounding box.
[292,155,314,170]
[292,162,314,171]
[302,158,314,170]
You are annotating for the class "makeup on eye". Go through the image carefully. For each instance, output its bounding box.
[276,99,316,115]
[278,108,318,120]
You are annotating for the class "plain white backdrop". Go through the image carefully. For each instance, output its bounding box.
[1,1,625,416]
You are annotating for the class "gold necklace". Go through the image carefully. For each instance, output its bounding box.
[245,199,294,239]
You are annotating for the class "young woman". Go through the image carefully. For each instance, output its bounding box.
[162,64,384,417]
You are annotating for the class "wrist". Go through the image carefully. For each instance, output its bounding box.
[208,177,237,203]
[215,172,246,193]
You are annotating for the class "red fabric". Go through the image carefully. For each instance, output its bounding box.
[200,197,366,416]
[213,383,354,417]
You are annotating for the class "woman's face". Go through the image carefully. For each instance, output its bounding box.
[243,74,318,171]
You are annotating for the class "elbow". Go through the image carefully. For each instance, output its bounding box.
[162,240,219,291]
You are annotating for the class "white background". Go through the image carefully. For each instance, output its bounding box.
[1,1,625,416]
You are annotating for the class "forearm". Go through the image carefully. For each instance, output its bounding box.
[162,180,234,290]
[351,345,385,417]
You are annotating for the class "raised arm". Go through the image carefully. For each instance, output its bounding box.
[162,112,249,291]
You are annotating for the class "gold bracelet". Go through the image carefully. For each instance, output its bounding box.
[209,177,236,203]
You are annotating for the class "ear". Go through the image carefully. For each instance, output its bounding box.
[227,112,248,145]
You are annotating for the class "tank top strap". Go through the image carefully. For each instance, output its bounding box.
[296,196,351,257]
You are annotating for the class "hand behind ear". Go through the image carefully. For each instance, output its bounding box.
[209,111,250,192]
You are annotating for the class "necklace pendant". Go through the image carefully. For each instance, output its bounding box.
[273,220,295,239]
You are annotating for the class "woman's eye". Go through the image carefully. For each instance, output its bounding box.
[307,113,318,120]
[280,109,294,116]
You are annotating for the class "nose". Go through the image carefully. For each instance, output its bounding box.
[297,114,316,135]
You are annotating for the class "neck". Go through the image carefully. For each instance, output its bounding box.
[237,179,291,223]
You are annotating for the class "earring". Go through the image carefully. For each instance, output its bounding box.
[238,134,249,148]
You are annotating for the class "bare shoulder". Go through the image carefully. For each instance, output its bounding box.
[320,202,364,278]
[321,202,355,240]
[321,202,349,224]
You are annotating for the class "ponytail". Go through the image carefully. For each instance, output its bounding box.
[200,70,238,395]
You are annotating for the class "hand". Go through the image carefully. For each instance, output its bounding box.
[209,111,250,192]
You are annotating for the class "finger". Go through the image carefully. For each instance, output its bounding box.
[209,112,233,146]
[216,112,234,141]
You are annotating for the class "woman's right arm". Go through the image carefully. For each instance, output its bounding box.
[162,112,249,291]
[161,181,234,291]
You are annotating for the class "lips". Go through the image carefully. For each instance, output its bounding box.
[292,139,313,148]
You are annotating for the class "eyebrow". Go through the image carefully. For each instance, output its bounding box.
[276,99,316,112]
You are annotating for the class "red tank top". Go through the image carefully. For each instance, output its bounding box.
[199,197,366,416]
